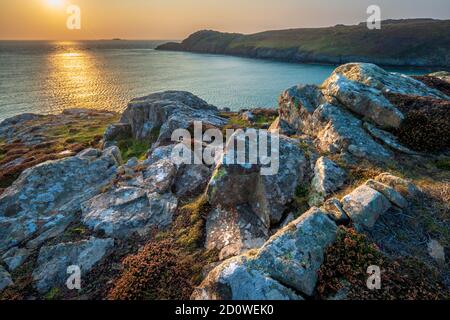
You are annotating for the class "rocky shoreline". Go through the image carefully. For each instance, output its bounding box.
[0,63,449,300]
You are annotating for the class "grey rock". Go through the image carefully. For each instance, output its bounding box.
[207,130,309,227]
[82,188,177,238]
[194,207,338,299]
[363,122,419,155]
[191,256,303,300]
[279,84,324,134]
[268,117,296,136]
[310,103,392,161]
[32,237,114,293]
[103,123,132,145]
[0,148,120,253]
[241,111,255,122]
[205,206,269,260]
[309,157,346,206]
[375,173,420,198]
[119,91,227,142]
[333,63,449,100]
[365,179,408,209]
[174,164,212,198]
[341,185,392,229]
[322,73,404,129]
[2,247,31,271]
[322,198,350,225]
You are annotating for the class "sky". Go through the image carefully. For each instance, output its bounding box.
[1,0,449,40]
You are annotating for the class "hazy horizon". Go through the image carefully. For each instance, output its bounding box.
[1,0,450,40]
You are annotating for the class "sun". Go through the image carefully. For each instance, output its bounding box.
[46,0,65,8]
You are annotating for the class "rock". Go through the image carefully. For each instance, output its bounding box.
[322,198,350,225]
[2,247,31,271]
[363,122,419,155]
[241,111,255,122]
[268,117,296,136]
[141,159,177,193]
[82,187,177,238]
[0,113,43,143]
[119,91,228,143]
[365,179,408,208]
[341,185,392,229]
[0,147,120,253]
[174,164,212,198]
[194,208,338,299]
[310,103,392,160]
[374,173,420,198]
[205,206,268,260]
[191,256,303,300]
[32,237,114,293]
[207,130,309,227]
[0,266,13,292]
[322,73,404,129]
[427,239,446,266]
[332,63,449,100]
[279,84,324,134]
[309,157,346,206]
[125,157,139,168]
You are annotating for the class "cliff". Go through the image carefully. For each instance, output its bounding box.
[156,19,450,68]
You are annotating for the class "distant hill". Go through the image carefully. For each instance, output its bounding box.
[156,19,450,68]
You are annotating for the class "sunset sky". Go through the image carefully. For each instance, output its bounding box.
[1,0,449,40]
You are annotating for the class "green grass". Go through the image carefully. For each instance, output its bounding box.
[117,138,150,162]
[436,158,450,171]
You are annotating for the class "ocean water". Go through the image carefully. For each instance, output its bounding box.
[0,40,426,121]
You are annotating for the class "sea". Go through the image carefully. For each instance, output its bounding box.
[0,40,428,121]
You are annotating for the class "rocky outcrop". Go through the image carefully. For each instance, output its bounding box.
[1,247,31,272]
[196,173,418,300]
[322,73,405,129]
[32,237,114,293]
[207,130,310,227]
[193,208,338,299]
[332,63,449,99]
[279,63,450,162]
[115,91,228,143]
[0,147,121,254]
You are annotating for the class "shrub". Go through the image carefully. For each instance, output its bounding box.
[317,227,448,300]
[386,93,450,153]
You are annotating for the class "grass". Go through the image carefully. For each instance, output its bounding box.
[159,20,450,64]
[0,112,120,190]
[117,138,150,162]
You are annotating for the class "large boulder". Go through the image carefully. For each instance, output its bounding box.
[207,130,310,227]
[81,188,177,238]
[32,237,114,293]
[119,91,228,143]
[193,208,338,299]
[332,63,449,100]
[309,157,347,206]
[322,73,405,129]
[0,147,121,254]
